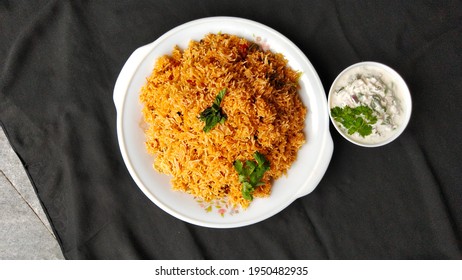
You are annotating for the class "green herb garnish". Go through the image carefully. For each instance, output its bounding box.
[330,105,377,137]
[199,88,227,132]
[233,151,270,201]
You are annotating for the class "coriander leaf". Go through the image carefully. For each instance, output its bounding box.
[233,160,244,174]
[254,151,266,166]
[202,113,223,133]
[347,126,357,135]
[250,165,269,186]
[241,182,254,201]
[214,88,227,106]
[249,169,263,186]
[199,107,213,120]
[234,151,271,201]
[245,160,257,176]
[330,105,376,138]
[255,151,270,170]
[199,88,227,132]
[358,123,372,137]
[330,106,342,118]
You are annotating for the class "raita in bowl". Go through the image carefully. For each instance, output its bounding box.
[328,61,412,147]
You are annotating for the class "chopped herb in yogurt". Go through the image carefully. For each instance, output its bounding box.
[331,105,377,137]
[330,73,403,141]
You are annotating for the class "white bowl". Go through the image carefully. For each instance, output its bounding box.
[328,61,412,147]
[113,17,333,228]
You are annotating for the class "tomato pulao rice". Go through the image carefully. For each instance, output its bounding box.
[140,33,306,208]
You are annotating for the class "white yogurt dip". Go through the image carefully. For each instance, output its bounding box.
[328,62,411,146]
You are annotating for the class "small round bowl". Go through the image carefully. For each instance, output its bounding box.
[327,61,412,147]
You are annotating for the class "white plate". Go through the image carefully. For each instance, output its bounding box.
[113,17,333,228]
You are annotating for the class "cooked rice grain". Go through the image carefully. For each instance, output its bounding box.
[140,33,306,208]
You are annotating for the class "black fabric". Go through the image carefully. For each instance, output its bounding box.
[1,0,461,259]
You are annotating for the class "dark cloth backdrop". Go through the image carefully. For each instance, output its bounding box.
[1,0,461,259]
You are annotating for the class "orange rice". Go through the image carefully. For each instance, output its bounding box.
[140,33,306,208]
